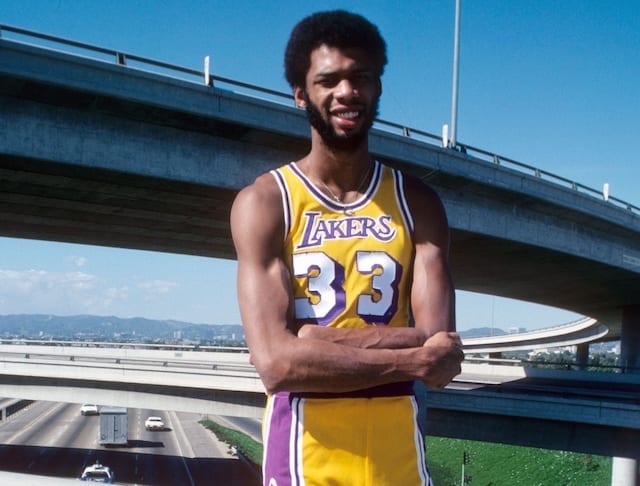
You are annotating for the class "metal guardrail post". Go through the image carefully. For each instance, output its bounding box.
[204,55,212,87]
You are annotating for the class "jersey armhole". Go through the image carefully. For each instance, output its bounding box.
[393,168,415,235]
[270,168,292,241]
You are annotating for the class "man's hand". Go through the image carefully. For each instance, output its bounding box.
[420,331,464,389]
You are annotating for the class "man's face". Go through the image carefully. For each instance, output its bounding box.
[295,44,380,150]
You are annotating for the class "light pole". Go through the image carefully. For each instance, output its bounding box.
[450,0,462,149]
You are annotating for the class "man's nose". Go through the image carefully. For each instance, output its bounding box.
[335,78,357,98]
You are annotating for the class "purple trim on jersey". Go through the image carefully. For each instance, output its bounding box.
[360,160,382,213]
[271,168,292,239]
[394,169,414,234]
[289,160,382,214]
[264,393,297,486]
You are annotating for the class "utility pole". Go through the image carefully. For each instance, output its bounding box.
[461,450,472,485]
[450,0,462,149]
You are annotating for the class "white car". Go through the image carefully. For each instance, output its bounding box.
[144,416,165,431]
[80,462,114,483]
[80,404,99,416]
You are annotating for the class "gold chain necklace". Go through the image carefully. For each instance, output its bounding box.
[317,161,372,204]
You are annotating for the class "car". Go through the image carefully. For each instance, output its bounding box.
[80,404,99,416]
[80,461,114,483]
[144,416,165,431]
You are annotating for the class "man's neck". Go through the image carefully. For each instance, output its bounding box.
[308,132,370,171]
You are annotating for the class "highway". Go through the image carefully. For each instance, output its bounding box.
[0,400,260,485]
[1,342,639,461]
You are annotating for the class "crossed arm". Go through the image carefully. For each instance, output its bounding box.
[230,172,463,395]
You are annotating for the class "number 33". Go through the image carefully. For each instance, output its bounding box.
[292,251,401,326]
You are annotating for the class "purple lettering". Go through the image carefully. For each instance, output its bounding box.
[296,212,397,250]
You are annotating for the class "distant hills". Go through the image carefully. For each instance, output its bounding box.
[0,314,509,343]
[0,314,245,343]
[458,326,508,338]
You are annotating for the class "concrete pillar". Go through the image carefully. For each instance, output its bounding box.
[612,306,640,486]
[575,343,589,370]
[611,457,638,486]
[620,305,640,373]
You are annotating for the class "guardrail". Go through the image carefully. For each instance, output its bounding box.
[0,343,264,396]
[1,24,638,216]
[0,344,253,373]
[0,338,248,353]
[0,398,34,421]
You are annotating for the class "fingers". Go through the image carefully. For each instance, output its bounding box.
[424,379,451,390]
[449,332,463,346]
[423,331,464,354]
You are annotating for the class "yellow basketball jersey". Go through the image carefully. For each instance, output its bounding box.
[271,160,415,330]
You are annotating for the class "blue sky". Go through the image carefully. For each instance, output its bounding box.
[1,1,638,331]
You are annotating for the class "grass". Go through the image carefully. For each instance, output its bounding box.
[199,419,263,466]
[199,420,613,485]
[426,437,612,485]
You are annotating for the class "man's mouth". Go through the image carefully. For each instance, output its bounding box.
[332,109,361,127]
[336,110,360,119]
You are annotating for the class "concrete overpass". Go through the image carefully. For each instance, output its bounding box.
[462,316,609,354]
[0,342,638,461]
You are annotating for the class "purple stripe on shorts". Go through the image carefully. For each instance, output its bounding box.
[264,393,295,486]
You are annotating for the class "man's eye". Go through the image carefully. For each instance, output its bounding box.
[352,74,373,86]
[319,78,338,87]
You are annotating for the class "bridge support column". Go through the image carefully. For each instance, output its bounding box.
[620,305,640,373]
[611,305,640,486]
[611,456,638,486]
[575,343,589,370]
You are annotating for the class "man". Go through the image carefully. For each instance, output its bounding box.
[231,10,463,486]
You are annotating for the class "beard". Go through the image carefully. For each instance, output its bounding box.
[303,92,379,151]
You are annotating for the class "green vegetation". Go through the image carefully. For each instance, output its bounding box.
[199,419,613,485]
[427,437,612,485]
[199,419,263,466]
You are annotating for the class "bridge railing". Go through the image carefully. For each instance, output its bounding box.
[1,24,638,216]
[454,143,639,214]
[0,337,248,353]
[0,24,294,104]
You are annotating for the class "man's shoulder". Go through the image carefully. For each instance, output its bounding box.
[243,171,281,196]
[232,169,284,216]
[400,170,439,199]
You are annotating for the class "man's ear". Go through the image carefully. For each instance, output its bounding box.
[376,78,382,97]
[294,86,306,108]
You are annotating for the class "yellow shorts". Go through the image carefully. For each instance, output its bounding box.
[262,384,432,486]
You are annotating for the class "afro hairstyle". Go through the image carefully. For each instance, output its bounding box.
[284,10,387,89]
